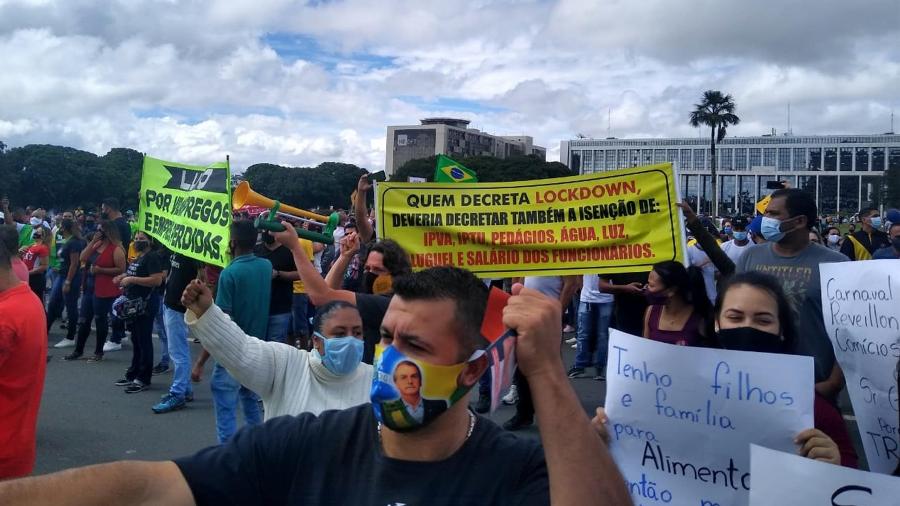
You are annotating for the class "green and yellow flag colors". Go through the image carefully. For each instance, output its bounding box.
[434,155,478,183]
[138,156,232,267]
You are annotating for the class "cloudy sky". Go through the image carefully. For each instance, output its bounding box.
[1,0,898,171]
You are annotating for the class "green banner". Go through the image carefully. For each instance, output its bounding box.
[138,156,232,267]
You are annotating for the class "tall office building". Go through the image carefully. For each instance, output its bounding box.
[386,118,546,176]
[560,134,900,216]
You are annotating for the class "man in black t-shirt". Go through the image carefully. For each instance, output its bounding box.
[0,266,630,505]
[152,252,200,414]
[253,232,299,343]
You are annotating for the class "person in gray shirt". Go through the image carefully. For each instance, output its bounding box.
[736,189,848,400]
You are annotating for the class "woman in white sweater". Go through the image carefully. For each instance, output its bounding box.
[181,279,373,419]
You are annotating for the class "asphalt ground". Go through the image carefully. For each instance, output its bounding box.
[35,323,865,475]
[35,325,605,475]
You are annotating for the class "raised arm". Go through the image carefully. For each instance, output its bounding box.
[503,284,631,505]
[677,200,734,276]
[354,174,375,243]
[182,279,288,398]
[272,221,355,306]
[324,232,359,290]
[0,461,194,506]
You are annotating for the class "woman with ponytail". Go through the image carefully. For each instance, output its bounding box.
[642,260,712,346]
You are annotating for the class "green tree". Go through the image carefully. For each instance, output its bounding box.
[689,90,740,217]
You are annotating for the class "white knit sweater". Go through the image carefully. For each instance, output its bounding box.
[185,304,373,420]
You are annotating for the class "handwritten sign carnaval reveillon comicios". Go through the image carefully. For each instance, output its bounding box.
[375,163,684,278]
[749,445,900,505]
[821,260,900,474]
[604,330,814,506]
[138,156,232,268]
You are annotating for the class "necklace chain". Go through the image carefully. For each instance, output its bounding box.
[377,410,476,443]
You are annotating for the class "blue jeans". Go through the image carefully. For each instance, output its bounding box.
[162,306,192,399]
[154,296,169,367]
[574,301,613,371]
[291,294,311,337]
[47,270,82,340]
[266,312,292,343]
[211,363,262,443]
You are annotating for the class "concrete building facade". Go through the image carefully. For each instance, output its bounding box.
[386,118,546,176]
[560,134,900,217]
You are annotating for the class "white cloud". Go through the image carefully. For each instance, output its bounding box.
[0,0,897,173]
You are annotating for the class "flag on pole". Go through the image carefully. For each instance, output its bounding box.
[480,288,517,412]
[434,154,478,183]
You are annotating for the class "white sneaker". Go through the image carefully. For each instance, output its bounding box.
[501,384,519,405]
[53,338,76,348]
[103,341,123,352]
[563,324,576,333]
[565,337,577,344]
[571,344,578,349]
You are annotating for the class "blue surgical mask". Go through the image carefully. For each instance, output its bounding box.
[723,226,733,235]
[314,332,364,376]
[761,216,786,242]
[870,217,883,229]
[732,231,748,241]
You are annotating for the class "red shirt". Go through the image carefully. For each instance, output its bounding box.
[21,244,49,271]
[0,283,47,478]
[11,258,29,283]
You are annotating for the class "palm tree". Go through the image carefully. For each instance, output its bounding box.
[689,90,740,217]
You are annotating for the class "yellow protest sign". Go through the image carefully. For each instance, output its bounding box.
[376,163,685,277]
[755,194,771,215]
[138,156,232,267]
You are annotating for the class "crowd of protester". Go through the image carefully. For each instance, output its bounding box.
[1,177,899,503]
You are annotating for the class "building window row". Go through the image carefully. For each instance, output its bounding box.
[572,146,900,172]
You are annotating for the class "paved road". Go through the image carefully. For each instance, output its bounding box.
[36,326,605,475]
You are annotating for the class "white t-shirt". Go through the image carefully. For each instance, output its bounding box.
[721,239,752,264]
[687,245,717,304]
[524,276,562,300]
[580,274,614,304]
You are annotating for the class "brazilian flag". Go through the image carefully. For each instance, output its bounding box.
[434,155,478,183]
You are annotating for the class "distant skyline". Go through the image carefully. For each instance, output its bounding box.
[1,0,898,171]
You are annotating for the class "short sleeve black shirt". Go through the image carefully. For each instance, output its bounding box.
[174,405,548,506]
[165,253,200,312]
[355,292,391,364]
[124,251,162,299]
[254,244,296,315]
[114,217,131,249]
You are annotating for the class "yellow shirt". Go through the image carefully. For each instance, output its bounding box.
[292,239,315,294]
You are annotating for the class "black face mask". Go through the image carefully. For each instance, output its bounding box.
[100,212,110,220]
[261,233,275,245]
[363,271,379,294]
[717,327,785,354]
[134,240,150,252]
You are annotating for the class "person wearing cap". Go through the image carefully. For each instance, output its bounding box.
[720,216,752,264]
[840,207,890,261]
[747,214,765,244]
